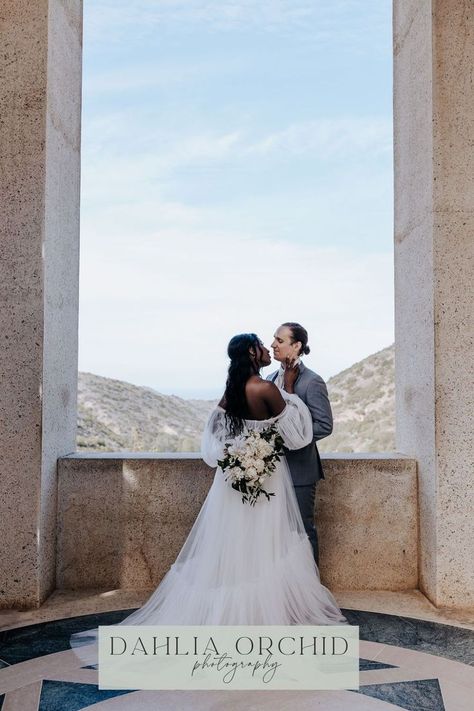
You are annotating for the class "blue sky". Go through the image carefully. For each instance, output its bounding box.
[78,0,394,398]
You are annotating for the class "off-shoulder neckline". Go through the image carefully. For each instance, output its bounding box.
[215,403,288,424]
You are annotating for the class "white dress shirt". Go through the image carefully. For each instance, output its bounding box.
[274,357,301,390]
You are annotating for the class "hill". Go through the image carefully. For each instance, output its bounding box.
[318,344,395,452]
[77,373,216,452]
[77,344,395,453]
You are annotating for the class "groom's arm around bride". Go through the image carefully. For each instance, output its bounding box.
[268,322,333,567]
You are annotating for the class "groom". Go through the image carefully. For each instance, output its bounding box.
[267,322,333,567]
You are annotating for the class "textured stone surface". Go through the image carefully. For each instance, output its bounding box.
[434,212,474,606]
[319,455,418,591]
[57,454,418,592]
[394,0,474,607]
[0,0,82,608]
[57,456,215,590]
[4,588,473,635]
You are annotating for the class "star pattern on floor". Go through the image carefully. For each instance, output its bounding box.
[0,609,472,710]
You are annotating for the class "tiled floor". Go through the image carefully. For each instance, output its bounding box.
[0,590,473,710]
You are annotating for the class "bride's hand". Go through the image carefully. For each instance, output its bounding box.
[283,357,299,393]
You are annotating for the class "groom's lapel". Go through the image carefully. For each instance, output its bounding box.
[295,361,305,388]
[270,371,278,383]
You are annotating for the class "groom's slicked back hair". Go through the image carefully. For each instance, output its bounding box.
[281,322,310,356]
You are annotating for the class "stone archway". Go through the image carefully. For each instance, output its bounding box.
[0,0,472,609]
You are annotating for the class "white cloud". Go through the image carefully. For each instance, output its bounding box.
[78,0,394,397]
[78,202,394,397]
[81,111,392,187]
[84,0,390,48]
[245,118,393,160]
[78,110,394,399]
[85,65,203,95]
[83,56,248,95]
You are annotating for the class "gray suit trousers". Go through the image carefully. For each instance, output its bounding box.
[294,482,319,567]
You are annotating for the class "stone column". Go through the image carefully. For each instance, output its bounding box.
[0,1,82,608]
[394,0,473,608]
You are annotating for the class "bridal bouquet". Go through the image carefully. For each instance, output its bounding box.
[218,425,285,506]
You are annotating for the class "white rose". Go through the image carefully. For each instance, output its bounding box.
[246,467,257,480]
[258,442,272,458]
[254,459,265,473]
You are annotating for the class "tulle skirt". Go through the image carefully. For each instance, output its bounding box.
[70,457,347,665]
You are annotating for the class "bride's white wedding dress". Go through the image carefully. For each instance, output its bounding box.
[70,391,346,665]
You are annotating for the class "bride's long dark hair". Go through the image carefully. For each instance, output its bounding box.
[223,333,261,436]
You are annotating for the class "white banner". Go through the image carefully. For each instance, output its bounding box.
[98,625,359,690]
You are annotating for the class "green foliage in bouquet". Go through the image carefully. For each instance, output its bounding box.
[218,424,285,506]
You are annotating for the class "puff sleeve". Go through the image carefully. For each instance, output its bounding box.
[274,392,314,450]
[201,407,228,467]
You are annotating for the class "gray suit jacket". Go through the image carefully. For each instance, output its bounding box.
[266,362,333,486]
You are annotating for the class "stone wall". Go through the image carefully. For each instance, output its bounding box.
[394,0,474,607]
[57,454,418,592]
[0,0,82,608]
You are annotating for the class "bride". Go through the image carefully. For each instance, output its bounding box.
[70,333,346,663]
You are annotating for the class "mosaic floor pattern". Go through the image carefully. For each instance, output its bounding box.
[1,606,473,710]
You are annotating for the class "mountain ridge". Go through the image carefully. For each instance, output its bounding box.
[77,344,395,453]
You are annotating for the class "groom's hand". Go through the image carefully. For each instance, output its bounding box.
[283,357,299,393]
